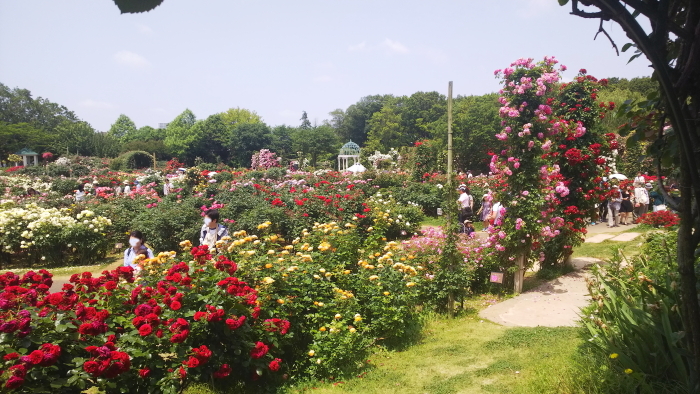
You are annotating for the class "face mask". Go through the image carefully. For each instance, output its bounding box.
[204,217,212,226]
[129,238,139,247]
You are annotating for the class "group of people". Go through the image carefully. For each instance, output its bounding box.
[123,208,229,272]
[74,177,176,202]
[601,172,671,228]
[457,185,502,235]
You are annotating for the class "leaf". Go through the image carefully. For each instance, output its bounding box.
[558,0,569,5]
[621,43,634,53]
[113,0,164,14]
[627,53,642,64]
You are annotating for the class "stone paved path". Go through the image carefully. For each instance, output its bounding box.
[478,257,601,327]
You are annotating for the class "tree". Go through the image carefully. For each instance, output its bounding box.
[0,83,78,133]
[107,114,137,142]
[219,107,263,127]
[270,125,296,159]
[561,0,700,386]
[228,123,272,167]
[0,122,52,159]
[451,94,504,173]
[112,0,163,14]
[299,111,312,129]
[364,105,403,152]
[400,91,447,144]
[325,109,346,132]
[291,125,339,167]
[55,120,96,156]
[163,109,198,163]
[336,95,392,145]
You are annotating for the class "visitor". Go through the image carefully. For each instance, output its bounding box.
[75,184,85,202]
[467,170,473,179]
[123,180,131,194]
[114,183,122,196]
[479,194,492,230]
[26,187,38,197]
[650,187,666,212]
[464,220,475,236]
[608,185,622,228]
[135,180,142,191]
[620,186,634,225]
[634,171,646,185]
[457,186,474,229]
[163,178,173,196]
[488,196,503,229]
[123,230,154,272]
[634,183,649,220]
[200,209,229,249]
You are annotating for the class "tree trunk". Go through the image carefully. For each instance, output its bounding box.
[514,251,526,294]
[678,153,700,389]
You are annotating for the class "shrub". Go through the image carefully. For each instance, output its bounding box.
[581,231,690,391]
[639,210,680,228]
[50,178,81,196]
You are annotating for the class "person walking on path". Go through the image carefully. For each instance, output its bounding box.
[163,178,173,196]
[479,195,492,229]
[608,185,622,228]
[200,209,229,249]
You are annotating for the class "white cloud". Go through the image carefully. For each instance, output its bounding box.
[314,75,333,83]
[348,41,367,52]
[80,99,115,109]
[113,50,151,68]
[382,38,409,54]
[137,24,153,34]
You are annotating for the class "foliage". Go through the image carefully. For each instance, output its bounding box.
[116,151,154,170]
[107,114,137,142]
[0,202,112,267]
[639,210,680,228]
[581,231,689,391]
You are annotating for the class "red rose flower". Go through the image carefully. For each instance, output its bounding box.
[250,342,269,359]
[213,364,231,379]
[138,324,153,336]
[170,301,182,311]
[269,358,282,372]
[183,356,200,368]
[139,368,151,378]
[83,360,101,375]
[5,376,25,389]
[3,352,20,361]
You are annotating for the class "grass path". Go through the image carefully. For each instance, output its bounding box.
[283,313,581,394]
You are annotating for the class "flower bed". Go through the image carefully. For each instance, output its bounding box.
[0,221,424,392]
[639,210,679,228]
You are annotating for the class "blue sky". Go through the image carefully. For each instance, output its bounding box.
[0,0,652,131]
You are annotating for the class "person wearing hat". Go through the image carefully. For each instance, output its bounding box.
[608,185,622,228]
[463,220,475,235]
[123,180,131,195]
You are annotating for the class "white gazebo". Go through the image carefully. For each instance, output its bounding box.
[338,141,360,171]
[16,148,39,167]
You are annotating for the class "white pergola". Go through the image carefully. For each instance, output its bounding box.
[338,141,360,171]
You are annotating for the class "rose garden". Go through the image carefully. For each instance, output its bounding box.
[1,50,692,394]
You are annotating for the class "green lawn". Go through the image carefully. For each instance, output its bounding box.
[282,315,581,394]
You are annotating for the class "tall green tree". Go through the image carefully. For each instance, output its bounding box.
[364,105,403,152]
[0,122,52,159]
[336,95,392,145]
[219,107,263,126]
[0,83,78,133]
[163,109,198,163]
[291,125,339,167]
[451,94,504,173]
[299,111,312,129]
[107,114,137,142]
[270,125,296,159]
[228,123,272,167]
[55,120,96,156]
[400,91,447,144]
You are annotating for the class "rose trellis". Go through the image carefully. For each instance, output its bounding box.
[489,57,614,292]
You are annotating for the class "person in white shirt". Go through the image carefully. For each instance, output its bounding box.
[123,230,154,272]
[634,172,646,185]
[75,184,85,202]
[123,181,131,194]
[163,178,173,196]
[457,186,474,230]
[634,183,649,219]
[200,209,229,250]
